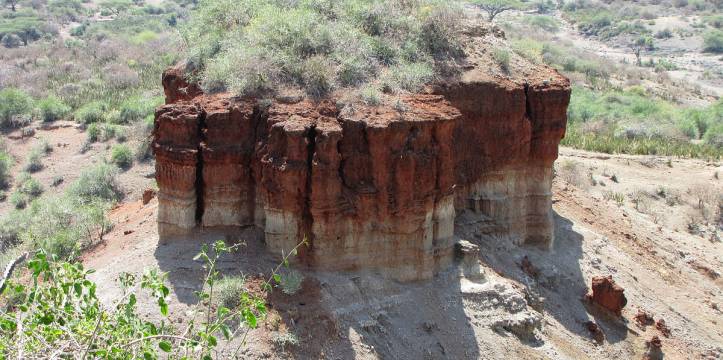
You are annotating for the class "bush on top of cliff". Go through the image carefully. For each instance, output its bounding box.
[181,0,465,99]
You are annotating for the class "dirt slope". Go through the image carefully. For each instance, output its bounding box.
[80,147,722,359]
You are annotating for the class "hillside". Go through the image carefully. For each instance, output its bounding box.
[0,0,721,359]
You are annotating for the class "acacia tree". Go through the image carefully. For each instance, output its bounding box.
[473,0,524,21]
[630,35,655,66]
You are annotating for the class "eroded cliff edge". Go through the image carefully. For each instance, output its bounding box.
[154,34,570,281]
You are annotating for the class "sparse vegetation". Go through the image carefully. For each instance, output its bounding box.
[272,332,300,353]
[0,145,12,189]
[493,48,511,72]
[562,87,723,159]
[67,163,123,204]
[703,29,723,53]
[472,0,524,21]
[110,144,133,169]
[23,148,43,173]
[216,275,246,309]
[184,0,465,100]
[603,190,625,206]
[0,238,307,358]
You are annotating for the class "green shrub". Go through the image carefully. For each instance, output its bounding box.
[100,123,123,141]
[18,173,44,198]
[110,144,133,169]
[493,48,511,72]
[10,191,28,209]
[104,109,122,124]
[0,149,13,189]
[703,30,723,53]
[130,30,158,44]
[216,275,246,308]
[67,163,123,203]
[118,96,163,123]
[525,15,559,32]
[87,123,100,142]
[36,96,70,122]
[1,33,22,48]
[302,56,334,99]
[0,88,33,129]
[654,28,673,39]
[0,211,26,251]
[186,0,464,100]
[10,173,43,209]
[74,101,107,124]
[24,149,43,173]
[705,14,723,29]
[23,195,111,259]
[360,86,382,106]
[380,62,434,93]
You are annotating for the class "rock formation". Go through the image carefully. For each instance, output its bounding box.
[586,275,627,315]
[153,36,570,281]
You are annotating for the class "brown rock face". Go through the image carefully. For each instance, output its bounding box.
[153,66,570,280]
[586,276,627,315]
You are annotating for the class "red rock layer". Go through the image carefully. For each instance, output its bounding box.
[153,70,570,280]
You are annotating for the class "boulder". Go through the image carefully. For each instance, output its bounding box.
[586,275,627,316]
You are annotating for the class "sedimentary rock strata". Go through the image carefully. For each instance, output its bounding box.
[153,46,570,281]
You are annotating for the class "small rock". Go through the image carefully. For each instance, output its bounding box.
[142,188,156,205]
[585,275,627,316]
[635,309,655,328]
[644,335,663,360]
[455,240,483,279]
[655,319,671,338]
[586,321,604,343]
[123,230,134,235]
[422,321,437,333]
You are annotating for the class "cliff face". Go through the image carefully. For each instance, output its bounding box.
[154,63,570,280]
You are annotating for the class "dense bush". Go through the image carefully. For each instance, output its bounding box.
[74,101,107,124]
[10,173,44,209]
[67,163,123,203]
[0,88,33,129]
[17,173,44,198]
[0,147,12,189]
[493,48,511,72]
[654,28,673,39]
[86,122,100,142]
[0,14,50,47]
[110,144,133,169]
[703,30,723,53]
[23,149,43,173]
[565,87,723,158]
[118,96,162,123]
[22,195,110,259]
[525,15,560,32]
[0,163,122,260]
[184,0,465,99]
[36,96,71,122]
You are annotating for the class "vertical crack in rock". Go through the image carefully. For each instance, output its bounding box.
[247,103,264,229]
[523,81,533,126]
[155,74,570,280]
[302,124,318,257]
[195,108,207,223]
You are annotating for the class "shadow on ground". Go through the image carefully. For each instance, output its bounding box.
[462,209,629,345]
[154,227,481,359]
